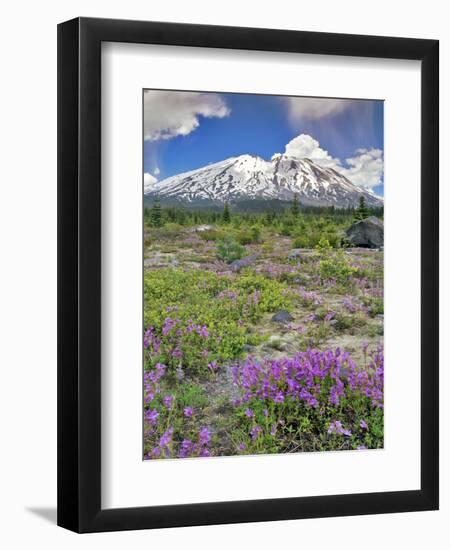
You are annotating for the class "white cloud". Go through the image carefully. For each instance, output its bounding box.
[284,134,341,169]
[144,90,230,141]
[153,167,160,176]
[285,97,351,121]
[144,172,158,193]
[283,134,383,189]
[340,148,383,189]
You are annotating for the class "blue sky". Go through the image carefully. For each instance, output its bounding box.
[144,91,384,196]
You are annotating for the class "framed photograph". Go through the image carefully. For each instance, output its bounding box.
[57,17,439,533]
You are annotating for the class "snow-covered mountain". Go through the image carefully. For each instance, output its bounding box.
[145,154,383,208]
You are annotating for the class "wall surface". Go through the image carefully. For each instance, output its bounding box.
[0,1,448,548]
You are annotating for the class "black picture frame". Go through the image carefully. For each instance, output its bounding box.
[57,17,439,533]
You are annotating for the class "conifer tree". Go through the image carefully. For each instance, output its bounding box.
[291,193,300,217]
[355,195,369,221]
[222,201,231,223]
[151,197,163,227]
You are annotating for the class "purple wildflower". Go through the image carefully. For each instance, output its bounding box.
[162,317,176,336]
[144,409,159,425]
[199,427,211,446]
[159,427,173,448]
[150,447,161,458]
[250,425,262,441]
[324,310,336,322]
[328,420,352,437]
[178,439,193,458]
[274,391,285,404]
[162,395,174,409]
[196,325,209,338]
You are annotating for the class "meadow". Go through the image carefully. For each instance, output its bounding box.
[143,201,384,459]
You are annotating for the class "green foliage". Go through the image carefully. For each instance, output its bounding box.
[318,255,358,285]
[178,383,209,409]
[150,198,163,227]
[143,201,383,230]
[160,223,183,239]
[222,201,231,224]
[292,234,311,249]
[291,193,300,217]
[298,322,331,350]
[291,227,340,249]
[143,268,291,375]
[268,338,284,351]
[234,272,291,313]
[315,237,333,252]
[236,230,253,245]
[236,225,262,245]
[315,239,358,285]
[362,295,384,316]
[198,229,226,242]
[355,195,370,221]
[280,221,294,236]
[216,235,245,264]
[264,210,276,226]
[250,225,262,243]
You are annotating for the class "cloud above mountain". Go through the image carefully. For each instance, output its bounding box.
[144,172,158,193]
[144,90,230,142]
[285,97,352,121]
[340,148,383,189]
[283,134,383,190]
[284,134,340,169]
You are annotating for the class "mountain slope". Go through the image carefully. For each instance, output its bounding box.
[145,154,383,208]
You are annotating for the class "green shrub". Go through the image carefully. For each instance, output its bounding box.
[292,231,325,248]
[160,223,183,239]
[292,234,310,248]
[280,223,293,236]
[143,268,291,375]
[236,225,262,245]
[198,229,226,242]
[315,238,357,285]
[217,236,246,264]
[250,225,262,243]
[236,230,253,245]
[319,254,358,285]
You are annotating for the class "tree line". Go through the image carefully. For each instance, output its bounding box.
[145,194,382,228]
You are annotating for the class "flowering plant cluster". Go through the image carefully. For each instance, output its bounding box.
[143,362,213,459]
[144,268,291,373]
[231,345,383,454]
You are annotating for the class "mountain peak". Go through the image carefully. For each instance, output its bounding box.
[146,154,383,208]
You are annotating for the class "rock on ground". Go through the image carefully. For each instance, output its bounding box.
[193,224,213,232]
[271,310,294,323]
[346,216,383,248]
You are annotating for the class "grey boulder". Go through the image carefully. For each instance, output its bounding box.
[346,216,384,248]
[271,310,294,323]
